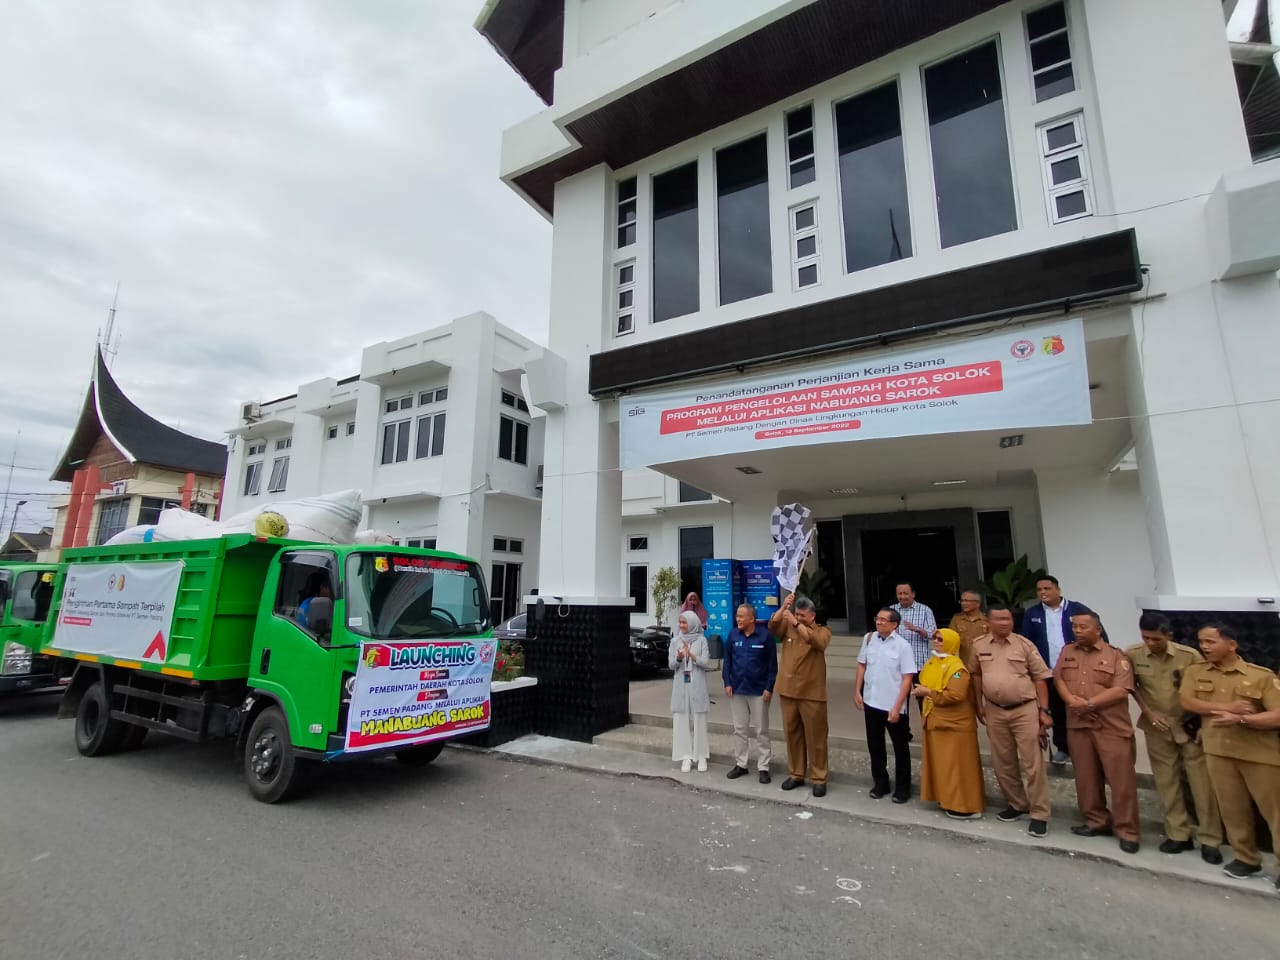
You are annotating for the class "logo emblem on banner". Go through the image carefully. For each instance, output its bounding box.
[1042,335,1065,356]
[1010,339,1035,359]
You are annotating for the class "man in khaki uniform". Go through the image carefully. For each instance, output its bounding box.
[969,605,1054,838]
[947,589,988,667]
[1180,622,1280,884]
[770,593,832,797]
[1055,611,1140,853]
[1126,613,1223,863]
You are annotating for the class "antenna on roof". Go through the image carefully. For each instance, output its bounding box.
[100,282,122,368]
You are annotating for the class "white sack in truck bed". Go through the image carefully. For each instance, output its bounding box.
[104,489,364,546]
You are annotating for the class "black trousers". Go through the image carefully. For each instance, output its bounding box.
[864,705,912,798]
[1047,683,1068,754]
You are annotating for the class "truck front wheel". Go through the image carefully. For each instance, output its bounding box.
[244,706,306,803]
[74,681,126,756]
[395,742,445,766]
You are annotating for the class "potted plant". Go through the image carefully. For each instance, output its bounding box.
[650,566,681,630]
[983,555,1047,622]
[796,566,833,625]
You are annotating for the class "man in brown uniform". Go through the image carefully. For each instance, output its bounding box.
[1126,613,1224,863]
[769,593,832,797]
[1180,622,1280,883]
[1055,611,1141,853]
[947,589,988,667]
[969,605,1053,838]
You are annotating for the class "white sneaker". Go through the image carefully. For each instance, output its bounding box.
[1051,750,1069,766]
[680,759,692,773]
[697,759,708,772]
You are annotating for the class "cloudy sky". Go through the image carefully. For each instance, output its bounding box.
[0,0,550,531]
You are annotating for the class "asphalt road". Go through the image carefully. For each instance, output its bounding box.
[1,693,1276,960]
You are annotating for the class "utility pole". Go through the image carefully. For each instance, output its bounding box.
[4,499,27,546]
[0,429,19,551]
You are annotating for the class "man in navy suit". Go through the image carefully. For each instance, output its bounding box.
[1021,575,1105,766]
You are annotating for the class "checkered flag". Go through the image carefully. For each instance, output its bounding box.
[771,503,813,593]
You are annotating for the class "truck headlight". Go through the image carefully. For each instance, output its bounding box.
[2,641,32,675]
[629,637,645,649]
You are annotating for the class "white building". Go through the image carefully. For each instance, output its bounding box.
[223,313,546,623]
[481,0,1280,644]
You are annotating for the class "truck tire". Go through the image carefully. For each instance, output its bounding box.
[244,706,306,803]
[395,742,445,766]
[74,681,126,757]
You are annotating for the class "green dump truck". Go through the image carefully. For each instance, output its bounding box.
[33,535,496,802]
[0,562,66,694]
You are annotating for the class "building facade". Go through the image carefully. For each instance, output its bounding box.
[482,0,1280,648]
[222,313,546,623]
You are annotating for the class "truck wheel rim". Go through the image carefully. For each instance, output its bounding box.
[82,699,100,738]
[251,729,282,782]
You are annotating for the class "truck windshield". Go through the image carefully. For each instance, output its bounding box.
[344,553,490,640]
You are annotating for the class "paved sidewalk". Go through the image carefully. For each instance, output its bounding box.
[479,733,1279,900]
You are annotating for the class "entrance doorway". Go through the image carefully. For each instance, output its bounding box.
[861,527,960,626]
[490,561,521,623]
[814,520,847,619]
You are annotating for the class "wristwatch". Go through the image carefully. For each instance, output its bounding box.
[1238,715,1248,727]
[1039,707,1051,716]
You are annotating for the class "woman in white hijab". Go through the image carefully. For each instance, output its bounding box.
[669,609,716,772]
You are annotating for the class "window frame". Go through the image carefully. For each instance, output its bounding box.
[244,460,263,496]
[1038,112,1093,224]
[414,411,447,460]
[1024,1,1076,104]
[789,201,821,291]
[628,535,649,552]
[267,456,290,493]
[714,130,774,307]
[616,176,637,248]
[784,103,816,189]
[614,259,636,337]
[275,437,292,451]
[497,415,530,465]
[381,419,411,465]
[628,563,649,615]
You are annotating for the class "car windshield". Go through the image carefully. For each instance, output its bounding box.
[345,553,490,640]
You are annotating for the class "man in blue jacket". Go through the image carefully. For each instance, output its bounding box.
[1021,574,1105,765]
[723,602,779,784]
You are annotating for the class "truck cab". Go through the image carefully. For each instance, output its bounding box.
[0,563,65,694]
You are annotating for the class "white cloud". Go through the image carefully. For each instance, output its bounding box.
[0,0,551,528]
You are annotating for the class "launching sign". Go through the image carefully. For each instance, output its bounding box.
[619,320,1091,469]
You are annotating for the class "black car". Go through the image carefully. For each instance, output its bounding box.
[493,613,668,676]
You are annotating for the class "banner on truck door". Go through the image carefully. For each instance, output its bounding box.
[344,639,495,753]
[619,319,1091,469]
[51,561,183,662]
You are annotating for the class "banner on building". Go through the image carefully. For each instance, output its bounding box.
[52,561,183,662]
[619,319,1091,469]
[344,639,495,753]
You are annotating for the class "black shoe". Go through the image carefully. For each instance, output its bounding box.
[891,793,909,804]
[1071,824,1114,838]
[780,777,803,791]
[726,765,748,780]
[997,807,1028,822]
[1201,845,1223,865]
[1027,819,1048,838]
[758,770,771,784]
[812,783,827,798]
[1158,838,1194,854]
[1223,859,1262,880]
[869,787,890,800]
[1119,840,1140,855]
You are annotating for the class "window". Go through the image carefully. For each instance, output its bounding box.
[275,437,292,451]
[628,535,649,551]
[493,537,507,552]
[138,497,182,527]
[493,537,523,554]
[95,499,130,545]
[790,203,821,290]
[977,510,1015,579]
[345,422,355,436]
[1026,2,1075,102]
[1038,113,1092,223]
[678,482,712,503]
[404,538,437,549]
[628,564,649,615]
[500,389,530,413]
[498,416,529,465]
[327,425,338,439]
[509,539,522,554]
[273,550,338,638]
[678,526,714,603]
[384,395,413,414]
[419,388,448,406]
[381,420,411,464]
[267,457,290,493]
[247,442,266,457]
[785,104,816,188]
[835,80,912,272]
[244,461,263,496]
[652,161,699,322]
[9,570,53,623]
[924,41,1018,248]
[616,177,637,248]
[615,260,636,336]
[716,134,773,305]
[414,412,447,459]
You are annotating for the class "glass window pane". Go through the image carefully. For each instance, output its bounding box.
[618,222,636,247]
[1030,32,1071,72]
[789,157,816,188]
[618,177,636,202]
[787,130,814,162]
[498,416,513,459]
[618,264,634,285]
[415,417,432,458]
[629,565,648,614]
[797,264,819,287]
[514,421,529,465]
[785,104,813,137]
[716,135,772,306]
[436,387,448,402]
[381,423,397,464]
[1054,190,1088,219]
[618,288,633,309]
[924,42,1017,248]
[794,206,815,230]
[977,510,1015,577]
[1044,121,1079,152]
[835,79,913,271]
[1034,63,1075,102]
[617,313,633,333]
[652,162,700,321]
[619,199,636,224]
[1049,155,1082,185]
[432,413,446,457]
[395,421,410,461]
[796,235,817,258]
[1026,2,1067,39]
[678,526,714,602]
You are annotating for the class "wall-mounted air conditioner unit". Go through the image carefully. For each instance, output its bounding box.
[241,401,261,423]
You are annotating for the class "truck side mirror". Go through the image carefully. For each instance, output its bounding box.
[0,581,8,606]
[308,596,334,640]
